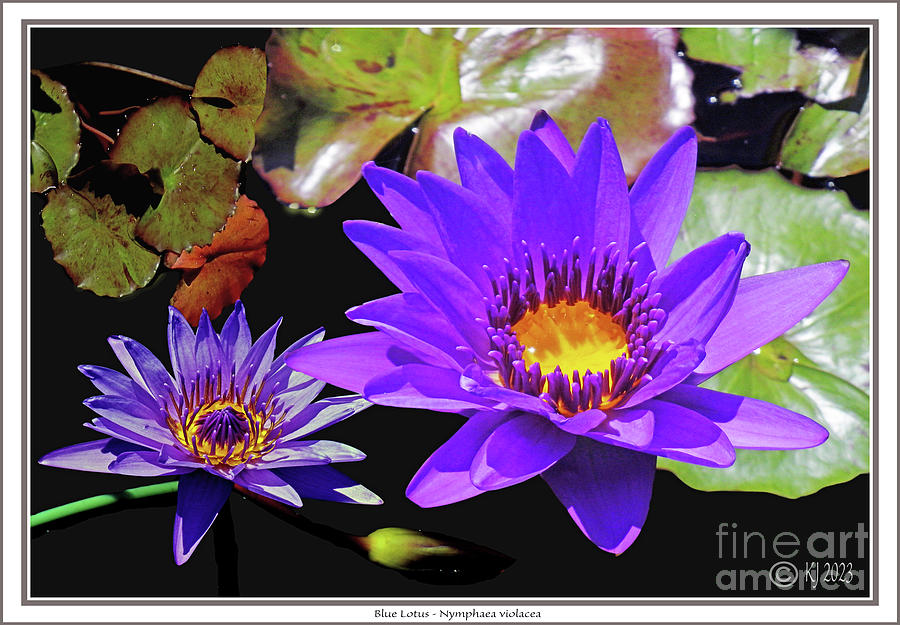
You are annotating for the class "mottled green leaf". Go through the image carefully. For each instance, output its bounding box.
[31,70,81,189]
[409,28,694,185]
[779,92,870,178]
[658,341,869,498]
[192,46,267,161]
[110,96,240,253]
[253,28,459,207]
[658,168,869,497]
[41,187,160,297]
[30,141,58,193]
[681,28,865,104]
[253,27,694,208]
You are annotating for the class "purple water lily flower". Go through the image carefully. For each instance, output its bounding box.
[39,303,381,564]
[287,111,848,555]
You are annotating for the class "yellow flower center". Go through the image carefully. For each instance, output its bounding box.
[168,400,277,467]
[514,301,628,377]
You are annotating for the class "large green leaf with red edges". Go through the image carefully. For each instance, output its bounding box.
[31,71,81,192]
[168,195,268,326]
[110,96,240,253]
[253,27,694,208]
[41,187,160,297]
[680,28,865,104]
[191,46,267,161]
[253,28,460,208]
[779,91,870,178]
[408,28,694,186]
[657,169,869,497]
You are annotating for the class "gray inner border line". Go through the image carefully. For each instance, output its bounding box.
[18,17,881,612]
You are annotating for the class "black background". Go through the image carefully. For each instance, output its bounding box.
[29,27,870,598]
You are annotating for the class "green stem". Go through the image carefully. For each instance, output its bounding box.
[30,480,179,527]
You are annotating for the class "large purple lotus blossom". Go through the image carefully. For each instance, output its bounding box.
[39,303,381,564]
[287,111,847,554]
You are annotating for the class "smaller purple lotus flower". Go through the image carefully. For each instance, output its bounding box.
[39,303,381,564]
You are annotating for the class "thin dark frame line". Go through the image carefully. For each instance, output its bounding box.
[18,17,881,612]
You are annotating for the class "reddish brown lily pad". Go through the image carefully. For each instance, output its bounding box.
[169,195,268,326]
[192,46,267,161]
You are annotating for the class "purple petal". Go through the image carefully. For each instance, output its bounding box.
[107,450,194,476]
[651,232,749,346]
[84,417,170,450]
[388,250,492,357]
[286,332,430,394]
[172,470,233,565]
[273,465,383,505]
[416,170,513,297]
[470,412,575,490]
[585,408,654,447]
[547,408,609,435]
[256,439,365,469]
[594,400,735,467]
[219,300,253,370]
[77,365,158,411]
[269,326,325,377]
[343,220,436,292]
[193,310,225,379]
[82,395,171,441]
[236,317,282,396]
[281,394,373,441]
[453,126,514,218]
[107,335,175,401]
[542,438,656,554]
[572,118,629,254]
[234,467,303,507]
[694,261,850,377]
[513,130,584,263]
[362,162,445,251]
[39,438,149,473]
[629,126,698,269]
[167,307,197,385]
[407,410,516,507]
[365,363,495,412]
[530,110,576,173]
[659,384,829,450]
[347,293,470,370]
[620,341,706,408]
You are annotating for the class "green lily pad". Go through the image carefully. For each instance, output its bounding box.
[681,28,865,104]
[41,187,160,297]
[409,27,694,186]
[191,46,267,161]
[253,27,694,208]
[658,168,869,497]
[30,141,58,193]
[31,70,81,189]
[253,28,460,207]
[110,96,240,253]
[779,91,870,178]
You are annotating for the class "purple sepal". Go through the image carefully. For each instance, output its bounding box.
[274,465,383,505]
[234,467,303,507]
[407,410,516,507]
[107,334,175,401]
[172,470,233,565]
[542,438,656,555]
[280,394,373,441]
[365,363,495,412]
